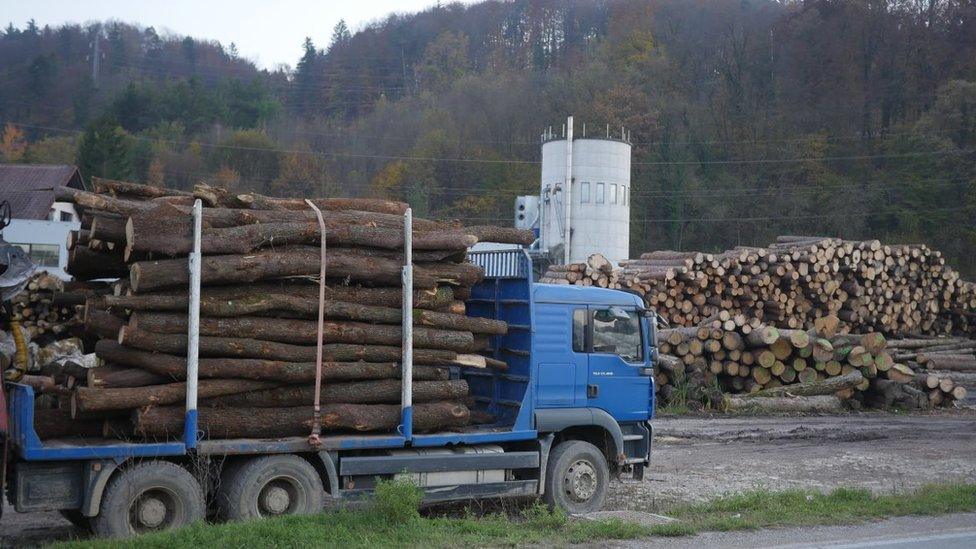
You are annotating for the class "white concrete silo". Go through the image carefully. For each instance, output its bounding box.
[539,117,631,265]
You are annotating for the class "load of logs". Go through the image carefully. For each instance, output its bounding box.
[614,237,976,338]
[654,312,969,412]
[29,177,534,441]
[539,253,621,288]
[5,272,93,343]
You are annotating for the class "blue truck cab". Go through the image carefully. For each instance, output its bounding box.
[2,249,655,536]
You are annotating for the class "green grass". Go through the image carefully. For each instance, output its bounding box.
[664,484,976,532]
[54,482,976,548]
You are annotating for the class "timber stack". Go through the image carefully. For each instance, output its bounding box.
[32,177,534,441]
[540,253,621,288]
[620,236,975,338]
[4,272,104,343]
[654,313,965,412]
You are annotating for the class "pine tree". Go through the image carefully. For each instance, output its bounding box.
[77,118,133,180]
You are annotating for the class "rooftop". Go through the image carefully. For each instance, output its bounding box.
[0,164,86,220]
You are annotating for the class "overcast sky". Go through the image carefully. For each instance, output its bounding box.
[2,0,446,69]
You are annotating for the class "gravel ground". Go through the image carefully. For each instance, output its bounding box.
[3,411,975,547]
[606,411,976,511]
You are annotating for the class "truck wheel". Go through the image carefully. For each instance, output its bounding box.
[543,440,609,514]
[216,455,323,521]
[92,461,205,538]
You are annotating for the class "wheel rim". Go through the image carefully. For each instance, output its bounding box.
[257,476,305,516]
[128,488,181,533]
[562,459,598,503]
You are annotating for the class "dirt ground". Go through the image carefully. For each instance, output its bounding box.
[3,411,975,547]
[606,410,976,511]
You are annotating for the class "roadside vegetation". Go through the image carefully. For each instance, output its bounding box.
[55,482,976,548]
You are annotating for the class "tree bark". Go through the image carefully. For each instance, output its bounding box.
[128,314,475,351]
[72,378,276,415]
[93,177,194,198]
[133,401,470,439]
[745,370,863,398]
[90,284,455,313]
[125,218,478,260]
[128,248,483,292]
[193,182,408,215]
[66,247,128,280]
[723,395,845,413]
[87,364,176,388]
[96,340,452,383]
[205,379,469,407]
[33,408,104,440]
[114,328,479,366]
[83,306,125,339]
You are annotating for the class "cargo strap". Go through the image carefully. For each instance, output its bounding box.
[305,200,327,447]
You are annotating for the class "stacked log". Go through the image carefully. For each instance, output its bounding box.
[654,314,957,411]
[34,178,534,441]
[618,237,975,338]
[885,337,974,406]
[5,272,95,342]
[540,254,621,288]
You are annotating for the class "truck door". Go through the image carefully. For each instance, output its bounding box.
[585,306,652,421]
[533,303,588,407]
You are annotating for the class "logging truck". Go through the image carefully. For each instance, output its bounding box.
[1,248,656,537]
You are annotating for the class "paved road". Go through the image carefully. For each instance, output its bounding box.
[606,512,976,548]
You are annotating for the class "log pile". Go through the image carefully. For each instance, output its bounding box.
[5,272,91,343]
[31,178,533,441]
[654,314,965,412]
[540,253,621,288]
[620,237,976,338]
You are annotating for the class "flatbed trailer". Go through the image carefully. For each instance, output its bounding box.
[2,204,655,537]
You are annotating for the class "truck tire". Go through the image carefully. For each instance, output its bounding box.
[92,461,205,538]
[543,440,609,514]
[216,455,324,521]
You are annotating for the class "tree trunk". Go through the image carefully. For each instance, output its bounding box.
[89,215,127,243]
[126,315,476,352]
[90,284,455,313]
[83,306,125,339]
[129,313,475,351]
[193,183,408,215]
[72,378,276,415]
[115,326,482,366]
[66,247,128,280]
[125,218,478,260]
[93,177,194,198]
[87,364,176,388]
[745,370,863,398]
[128,248,483,292]
[133,401,470,439]
[205,379,469,407]
[33,408,104,440]
[96,339,453,383]
[723,395,844,413]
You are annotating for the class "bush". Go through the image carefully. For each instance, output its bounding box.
[372,477,423,523]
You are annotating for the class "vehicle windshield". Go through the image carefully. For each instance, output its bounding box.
[592,307,643,363]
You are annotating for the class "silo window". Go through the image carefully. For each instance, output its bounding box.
[580,182,590,203]
[596,183,605,204]
[610,184,617,204]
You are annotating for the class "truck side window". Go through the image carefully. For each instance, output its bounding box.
[592,308,642,363]
[572,309,587,352]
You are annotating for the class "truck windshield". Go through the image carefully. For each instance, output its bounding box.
[592,308,643,363]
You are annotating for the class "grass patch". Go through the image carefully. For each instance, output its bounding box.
[53,482,976,548]
[666,484,976,532]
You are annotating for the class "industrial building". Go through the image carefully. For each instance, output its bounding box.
[516,116,632,267]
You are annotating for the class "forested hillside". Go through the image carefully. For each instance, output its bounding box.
[1,0,975,274]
